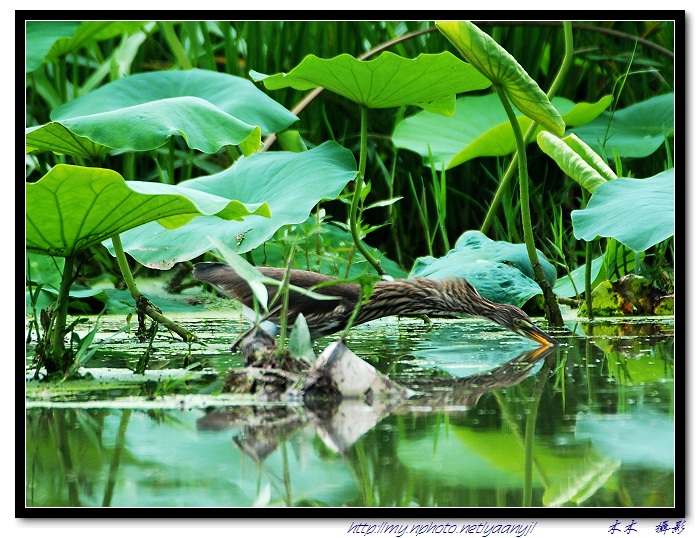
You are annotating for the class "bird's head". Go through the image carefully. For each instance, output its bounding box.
[492,303,559,347]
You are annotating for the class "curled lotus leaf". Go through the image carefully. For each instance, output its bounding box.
[436,20,565,135]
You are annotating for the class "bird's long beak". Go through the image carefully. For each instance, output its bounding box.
[521,320,559,347]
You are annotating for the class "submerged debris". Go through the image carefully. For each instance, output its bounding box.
[222,367,302,401]
[304,340,412,403]
[225,327,411,406]
[236,326,309,372]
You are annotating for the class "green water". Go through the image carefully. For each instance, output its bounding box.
[25,314,675,508]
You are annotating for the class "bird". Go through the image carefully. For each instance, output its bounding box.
[193,262,558,346]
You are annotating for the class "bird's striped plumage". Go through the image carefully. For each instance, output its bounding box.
[193,262,557,346]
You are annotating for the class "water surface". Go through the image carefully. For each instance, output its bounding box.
[25,314,675,508]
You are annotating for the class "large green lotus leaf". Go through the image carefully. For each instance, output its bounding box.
[251,51,491,113]
[28,69,298,158]
[25,122,108,159]
[393,93,611,169]
[571,169,674,252]
[27,97,262,158]
[26,164,270,257]
[51,69,297,135]
[570,93,674,159]
[26,21,81,72]
[436,20,565,135]
[409,230,556,306]
[108,141,358,269]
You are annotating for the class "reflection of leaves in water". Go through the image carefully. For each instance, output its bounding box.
[575,408,674,469]
[406,345,555,409]
[25,315,674,508]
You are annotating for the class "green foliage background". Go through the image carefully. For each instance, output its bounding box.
[25,20,675,288]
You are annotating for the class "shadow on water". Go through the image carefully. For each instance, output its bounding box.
[25,315,675,508]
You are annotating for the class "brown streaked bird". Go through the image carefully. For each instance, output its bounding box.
[193,262,558,347]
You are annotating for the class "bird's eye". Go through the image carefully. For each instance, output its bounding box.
[514,318,529,329]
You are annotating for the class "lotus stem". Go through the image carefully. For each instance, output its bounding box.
[112,234,196,342]
[495,86,563,327]
[349,105,386,276]
[482,21,574,234]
